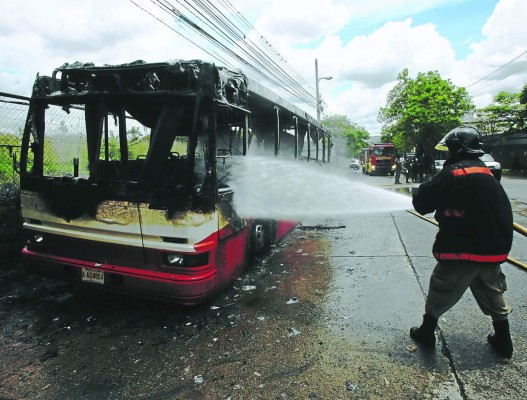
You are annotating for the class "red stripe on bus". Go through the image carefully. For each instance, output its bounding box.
[21,248,215,282]
[193,222,246,251]
[451,167,493,176]
[434,252,508,263]
[194,231,219,251]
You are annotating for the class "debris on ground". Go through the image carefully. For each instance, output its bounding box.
[287,327,301,337]
[346,380,359,391]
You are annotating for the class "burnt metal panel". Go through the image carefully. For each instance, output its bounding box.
[247,78,326,134]
[34,60,248,110]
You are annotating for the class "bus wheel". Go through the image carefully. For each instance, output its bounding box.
[249,220,268,256]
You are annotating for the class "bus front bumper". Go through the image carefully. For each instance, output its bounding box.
[22,247,218,305]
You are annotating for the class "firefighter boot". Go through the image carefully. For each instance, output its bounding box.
[488,319,513,358]
[410,314,437,348]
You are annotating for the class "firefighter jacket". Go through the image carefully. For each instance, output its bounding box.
[412,157,513,264]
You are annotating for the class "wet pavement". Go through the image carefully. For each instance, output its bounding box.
[1,173,527,399]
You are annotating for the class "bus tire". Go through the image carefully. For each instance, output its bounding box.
[249,220,272,257]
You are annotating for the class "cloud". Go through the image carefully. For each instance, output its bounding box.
[301,0,527,132]
[2,0,526,137]
[238,1,462,132]
[254,0,350,44]
[0,0,207,96]
[450,0,527,106]
[341,0,468,23]
[479,0,526,52]
[244,0,527,133]
[285,18,458,132]
[237,16,458,129]
[334,18,456,88]
[328,83,393,132]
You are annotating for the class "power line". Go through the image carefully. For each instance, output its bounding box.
[161,0,314,104]
[130,0,234,68]
[469,77,502,95]
[130,0,317,110]
[150,0,315,105]
[467,49,527,89]
[216,0,314,91]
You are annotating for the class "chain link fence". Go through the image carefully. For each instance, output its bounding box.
[0,92,29,185]
[0,92,94,186]
[0,93,28,248]
[0,92,92,249]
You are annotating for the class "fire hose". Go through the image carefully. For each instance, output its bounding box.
[407,210,527,272]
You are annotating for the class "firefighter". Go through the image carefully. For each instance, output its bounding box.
[410,126,514,358]
[412,158,420,183]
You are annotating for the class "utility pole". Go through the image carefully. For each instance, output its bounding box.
[315,58,333,123]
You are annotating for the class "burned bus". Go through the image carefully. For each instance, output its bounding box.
[19,60,330,304]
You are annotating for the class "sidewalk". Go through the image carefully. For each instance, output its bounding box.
[320,210,526,399]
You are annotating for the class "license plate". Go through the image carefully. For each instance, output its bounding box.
[82,268,104,284]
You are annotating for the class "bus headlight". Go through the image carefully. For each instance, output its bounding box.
[164,252,209,267]
[166,253,184,265]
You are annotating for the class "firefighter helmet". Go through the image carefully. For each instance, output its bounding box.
[435,126,484,156]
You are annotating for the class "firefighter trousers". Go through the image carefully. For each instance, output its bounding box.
[425,261,512,321]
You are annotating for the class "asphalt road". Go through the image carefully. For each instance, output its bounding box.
[1,170,526,399]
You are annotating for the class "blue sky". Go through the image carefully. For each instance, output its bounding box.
[410,0,498,58]
[335,0,497,54]
[1,0,525,134]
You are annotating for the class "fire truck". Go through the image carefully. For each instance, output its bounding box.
[361,143,396,175]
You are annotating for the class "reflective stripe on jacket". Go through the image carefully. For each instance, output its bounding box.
[433,252,508,263]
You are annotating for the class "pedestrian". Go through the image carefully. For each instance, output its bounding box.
[412,158,419,183]
[405,157,412,183]
[418,158,424,183]
[410,126,514,358]
[394,156,403,184]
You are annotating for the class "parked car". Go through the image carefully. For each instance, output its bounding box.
[349,159,361,170]
[481,153,502,180]
[434,159,446,172]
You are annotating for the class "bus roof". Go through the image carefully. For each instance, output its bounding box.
[32,59,328,135]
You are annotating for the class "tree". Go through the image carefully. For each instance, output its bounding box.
[127,126,150,159]
[378,69,473,157]
[322,114,369,158]
[475,90,526,135]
